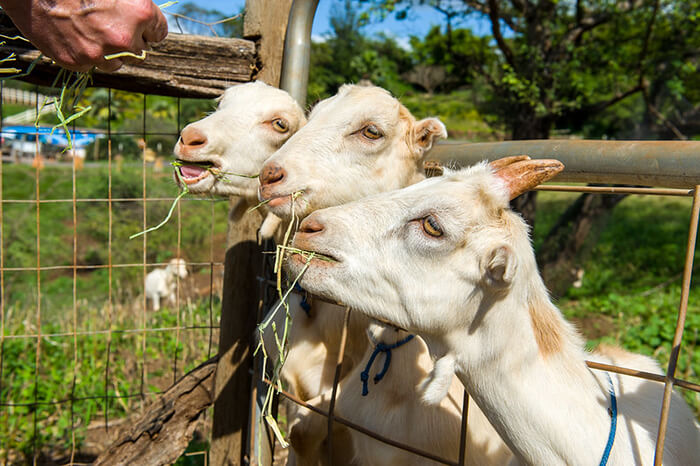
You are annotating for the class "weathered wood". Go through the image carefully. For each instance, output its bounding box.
[243,0,294,86]
[94,356,218,466]
[211,200,266,466]
[209,2,294,464]
[0,12,256,98]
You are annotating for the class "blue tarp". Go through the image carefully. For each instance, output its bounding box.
[1,125,104,148]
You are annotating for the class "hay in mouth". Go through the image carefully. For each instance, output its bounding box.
[279,245,339,263]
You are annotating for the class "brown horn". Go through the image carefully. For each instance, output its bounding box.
[496,159,564,200]
[423,160,444,177]
[488,155,531,171]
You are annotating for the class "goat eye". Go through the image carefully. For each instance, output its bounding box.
[361,124,382,140]
[421,215,443,238]
[272,118,289,133]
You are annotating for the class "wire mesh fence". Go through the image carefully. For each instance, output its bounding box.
[0,81,225,464]
[251,172,700,466]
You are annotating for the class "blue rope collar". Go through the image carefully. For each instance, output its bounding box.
[360,334,415,396]
[292,283,311,316]
[599,372,618,466]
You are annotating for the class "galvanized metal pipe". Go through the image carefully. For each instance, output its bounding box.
[280,0,320,105]
[429,140,700,188]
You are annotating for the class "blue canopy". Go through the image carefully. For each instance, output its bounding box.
[2,125,104,148]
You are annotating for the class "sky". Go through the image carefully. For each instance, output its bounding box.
[177,0,484,42]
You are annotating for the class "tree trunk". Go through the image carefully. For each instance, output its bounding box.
[536,188,628,298]
[506,114,628,298]
[507,113,551,229]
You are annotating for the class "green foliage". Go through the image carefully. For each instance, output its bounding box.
[534,192,700,416]
[356,0,700,140]
[408,25,494,92]
[308,1,414,103]
[0,165,223,461]
[173,2,244,37]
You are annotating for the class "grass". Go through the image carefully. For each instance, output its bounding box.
[400,90,503,142]
[0,162,226,462]
[533,191,700,417]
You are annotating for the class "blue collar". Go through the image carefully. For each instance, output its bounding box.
[360,334,415,396]
[599,372,618,466]
[292,283,311,316]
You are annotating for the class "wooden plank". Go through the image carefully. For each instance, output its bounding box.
[243,0,295,86]
[0,14,257,98]
[209,2,294,464]
[211,204,265,466]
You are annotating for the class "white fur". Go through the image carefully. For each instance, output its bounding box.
[289,324,512,466]
[144,258,188,311]
[173,81,306,237]
[288,162,700,466]
[260,85,512,464]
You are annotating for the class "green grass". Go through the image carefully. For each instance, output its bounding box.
[534,192,700,417]
[0,163,226,462]
[400,90,502,142]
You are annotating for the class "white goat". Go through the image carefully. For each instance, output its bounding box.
[259,85,511,464]
[258,83,447,399]
[287,159,700,466]
[291,323,513,466]
[174,81,306,237]
[145,258,188,311]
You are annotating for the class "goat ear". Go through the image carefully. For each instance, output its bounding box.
[483,245,517,288]
[495,159,564,200]
[413,118,447,155]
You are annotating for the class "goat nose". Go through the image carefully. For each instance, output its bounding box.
[260,162,286,186]
[179,126,207,149]
[299,216,325,235]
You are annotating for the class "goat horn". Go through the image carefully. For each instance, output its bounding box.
[488,155,531,171]
[423,160,444,177]
[496,159,564,200]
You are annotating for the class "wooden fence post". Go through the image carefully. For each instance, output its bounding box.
[210,1,294,464]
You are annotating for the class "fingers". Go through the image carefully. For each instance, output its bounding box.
[142,1,169,44]
[96,58,123,73]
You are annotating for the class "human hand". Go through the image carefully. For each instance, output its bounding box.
[1,0,168,72]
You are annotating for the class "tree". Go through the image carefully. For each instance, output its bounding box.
[308,1,414,103]
[359,0,700,294]
[171,2,244,37]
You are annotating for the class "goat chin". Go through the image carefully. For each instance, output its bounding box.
[259,212,283,239]
[419,353,457,405]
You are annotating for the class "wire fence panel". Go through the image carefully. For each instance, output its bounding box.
[0,70,698,466]
[250,154,700,466]
[0,82,223,465]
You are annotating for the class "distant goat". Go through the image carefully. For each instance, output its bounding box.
[145,258,188,311]
[288,159,700,466]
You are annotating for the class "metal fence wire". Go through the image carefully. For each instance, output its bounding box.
[252,161,700,466]
[0,81,223,464]
[0,82,698,466]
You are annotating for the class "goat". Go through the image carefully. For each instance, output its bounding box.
[145,258,188,311]
[174,81,306,237]
[258,84,511,464]
[290,323,513,466]
[287,159,700,465]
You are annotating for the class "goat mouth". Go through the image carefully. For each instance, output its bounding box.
[262,191,306,209]
[288,248,340,266]
[173,159,220,185]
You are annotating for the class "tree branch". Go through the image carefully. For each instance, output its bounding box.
[486,0,516,69]
[561,83,644,121]
[643,85,688,140]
